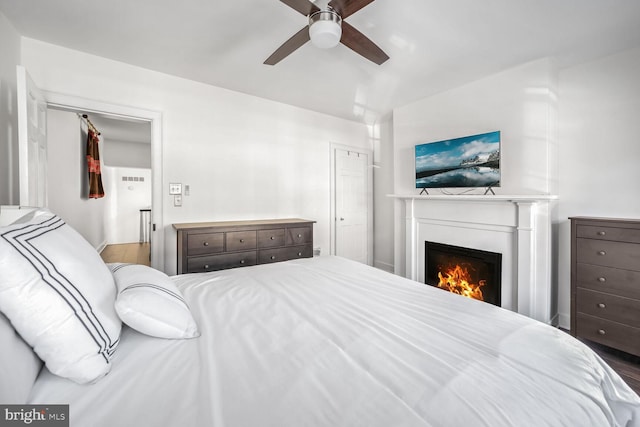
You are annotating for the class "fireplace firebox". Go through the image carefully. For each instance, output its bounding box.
[425,242,502,306]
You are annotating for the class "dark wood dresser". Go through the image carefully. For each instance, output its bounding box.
[570,216,640,357]
[173,218,315,274]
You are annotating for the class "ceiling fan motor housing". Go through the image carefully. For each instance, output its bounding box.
[308,9,342,49]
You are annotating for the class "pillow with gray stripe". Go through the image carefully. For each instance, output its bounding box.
[108,263,199,339]
[0,209,121,384]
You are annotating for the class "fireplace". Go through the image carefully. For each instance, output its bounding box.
[425,241,502,306]
[394,194,556,323]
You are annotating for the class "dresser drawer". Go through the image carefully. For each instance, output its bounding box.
[576,313,640,357]
[576,238,640,270]
[576,263,640,299]
[284,245,313,260]
[187,232,224,256]
[286,227,312,246]
[576,288,640,328]
[577,225,640,244]
[257,229,285,248]
[226,231,257,252]
[258,245,313,264]
[187,251,257,273]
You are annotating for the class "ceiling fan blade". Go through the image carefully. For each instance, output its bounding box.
[340,21,389,65]
[280,0,320,16]
[264,26,311,65]
[328,0,374,19]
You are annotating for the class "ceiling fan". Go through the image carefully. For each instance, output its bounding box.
[264,0,389,66]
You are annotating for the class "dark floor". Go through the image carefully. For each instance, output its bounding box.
[581,339,640,396]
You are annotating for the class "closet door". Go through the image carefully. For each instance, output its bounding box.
[334,148,369,264]
[17,65,48,207]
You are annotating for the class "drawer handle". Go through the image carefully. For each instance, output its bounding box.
[597,329,606,335]
[597,303,606,309]
[270,255,276,260]
[240,260,245,264]
[597,231,606,236]
[297,234,302,238]
[270,236,275,240]
[204,264,210,270]
[598,277,606,282]
[298,252,302,256]
[240,239,245,243]
[203,242,209,246]
[597,251,606,256]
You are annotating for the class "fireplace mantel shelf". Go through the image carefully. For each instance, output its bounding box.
[389,194,558,203]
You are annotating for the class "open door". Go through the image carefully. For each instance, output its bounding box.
[17,65,47,207]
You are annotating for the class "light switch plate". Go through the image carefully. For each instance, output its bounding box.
[174,195,182,206]
[169,183,182,195]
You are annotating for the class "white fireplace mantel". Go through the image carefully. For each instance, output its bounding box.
[390,193,558,324]
[389,194,558,203]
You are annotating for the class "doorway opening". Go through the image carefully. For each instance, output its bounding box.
[46,108,153,266]
[90,113,152,266]
[45,93,164,272]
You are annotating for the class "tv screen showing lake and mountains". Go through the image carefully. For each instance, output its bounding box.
[415,131,501,189]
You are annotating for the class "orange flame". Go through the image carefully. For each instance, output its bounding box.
[437,264,486,301]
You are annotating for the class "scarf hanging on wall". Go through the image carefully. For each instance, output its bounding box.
[87,128,105,199]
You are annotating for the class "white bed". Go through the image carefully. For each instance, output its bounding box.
[22,256,640,427]
[1,209,638,426]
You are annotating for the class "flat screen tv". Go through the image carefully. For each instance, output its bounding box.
[415,131,500,189]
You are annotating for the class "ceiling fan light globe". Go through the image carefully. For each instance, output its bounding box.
[309,11,342,49]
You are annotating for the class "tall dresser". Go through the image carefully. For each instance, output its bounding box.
[173,218,315,274]
[570,216,640,357]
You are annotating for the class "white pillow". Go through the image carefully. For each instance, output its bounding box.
[109,263,199,339]
[0,209,121,384]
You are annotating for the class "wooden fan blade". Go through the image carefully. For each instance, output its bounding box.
[340,21,389,65]
[264,26,310,65]
[280,0,320,16]
[328,0,374,19]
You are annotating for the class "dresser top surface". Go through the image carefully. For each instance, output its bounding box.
[173,218,315,230]
[570,216,640,225]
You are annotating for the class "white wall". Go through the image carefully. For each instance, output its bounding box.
[556,46,640,327]
[392,59,559,276]
[103,139,151,169]
[46,108,107,249]
[0,11,21,205]
[393,58,558,197]
[21,38,371,275]
[103,166,152,244]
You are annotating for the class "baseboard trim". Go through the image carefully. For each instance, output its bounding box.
[374,260,394,273]
[557,312,570,330]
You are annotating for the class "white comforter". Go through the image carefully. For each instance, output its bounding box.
[29,256,640,427]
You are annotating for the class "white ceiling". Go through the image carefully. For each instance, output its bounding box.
[2,0,640,124]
